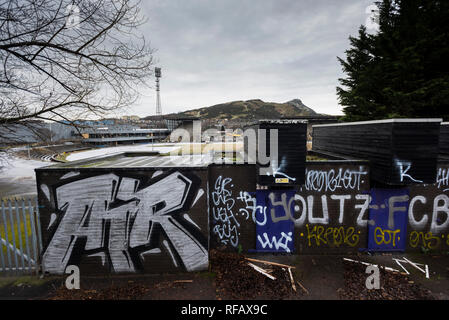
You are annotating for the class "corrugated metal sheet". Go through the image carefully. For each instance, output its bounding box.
[439,123,449,159]
[312,119,442,185]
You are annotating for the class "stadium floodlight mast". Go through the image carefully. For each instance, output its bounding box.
[155,67,162,117]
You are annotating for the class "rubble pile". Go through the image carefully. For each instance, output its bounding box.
[338,260,434,300]
[209,249,300,300]
[48,284,150,300]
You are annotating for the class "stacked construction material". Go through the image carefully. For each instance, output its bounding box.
[244,120,307,186]
[439,123,449,160]
[312,119,442,185]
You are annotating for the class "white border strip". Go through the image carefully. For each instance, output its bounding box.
[313,118,442,128]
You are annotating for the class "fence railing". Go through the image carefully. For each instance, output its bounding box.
[0,198,42,276]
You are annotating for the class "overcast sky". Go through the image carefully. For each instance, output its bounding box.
[128,0,377,117]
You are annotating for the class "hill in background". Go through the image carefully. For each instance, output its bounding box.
[145,98,329,121]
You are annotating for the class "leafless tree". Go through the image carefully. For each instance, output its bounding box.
[0,0,154,145]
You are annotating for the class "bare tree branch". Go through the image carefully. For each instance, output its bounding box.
[0,0,154,144]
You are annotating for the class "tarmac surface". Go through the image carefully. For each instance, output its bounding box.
[0,252,447,300]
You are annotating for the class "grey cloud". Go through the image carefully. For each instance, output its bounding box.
[132,0,376,116]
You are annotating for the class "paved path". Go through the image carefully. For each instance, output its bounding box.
[0,253,447,300]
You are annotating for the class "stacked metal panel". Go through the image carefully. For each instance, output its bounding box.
[312,119,442,185]
[245,120,307,186]
[439,123,449,159]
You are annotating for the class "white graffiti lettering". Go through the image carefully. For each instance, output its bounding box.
[408,196,428,230]
[431,195,449,234]
[304,167,368,192]
[395,160,423,183]
[307,195,329,225]
[257,232,293,253]
[211,176,240,247]
[42,171,208,274]
[436,168,449,191]
[237,191,267,226]
[268,192,295,223]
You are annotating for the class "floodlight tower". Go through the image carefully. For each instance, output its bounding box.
[155,67,162,116]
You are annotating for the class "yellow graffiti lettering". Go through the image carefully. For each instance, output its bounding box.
[409,231,441,250]
[374,227,401,247]
[305,225,359,247]
[316,226,327,245]
[333,227,344,246]
[324,227,333,245]
[344,227,359,247]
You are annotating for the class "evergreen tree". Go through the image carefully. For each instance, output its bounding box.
[337,0,449,121]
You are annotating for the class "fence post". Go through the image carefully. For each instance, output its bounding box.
[15,199,25,271]
[1,201,12,275]
[35,198,43,257]
[21,199,32,274]
[7,201,19,275]
[28,198,39,276]
[0,201,5,273]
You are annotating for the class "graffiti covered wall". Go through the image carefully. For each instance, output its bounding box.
[208,162,449,255]
[406,164,449,252]
[208,165,257,252]
[36,168,209,274]
[36,161,449,275]
[256,189,295,253]
[295,162,371,254]
[209,162,372,254]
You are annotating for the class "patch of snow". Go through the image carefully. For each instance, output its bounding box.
[0,155,47,181]
[66,143,180,161]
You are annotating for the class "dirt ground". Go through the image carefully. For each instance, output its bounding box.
[0,252,448,300]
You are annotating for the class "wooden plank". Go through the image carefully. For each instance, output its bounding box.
[173,280,193,283]
[247,262,276,280]
[246,257,295,269]
[288,268,296,292]
[296,280,309,295]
